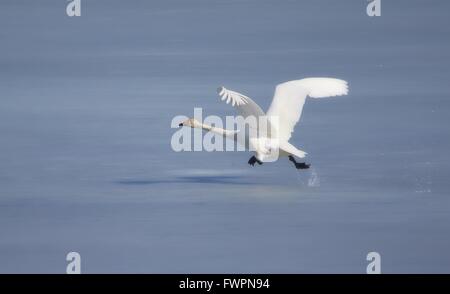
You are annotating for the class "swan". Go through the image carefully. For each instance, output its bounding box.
[179,78,348,169]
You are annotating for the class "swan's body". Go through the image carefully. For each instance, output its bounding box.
[179,78,349,169]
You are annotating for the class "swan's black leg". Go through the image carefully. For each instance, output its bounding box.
[288,155,310,170]
[248,156,262,166]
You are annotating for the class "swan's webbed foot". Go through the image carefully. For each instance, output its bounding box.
[295,162,310,169]
[288,155,310,170]
[248,156,263,166]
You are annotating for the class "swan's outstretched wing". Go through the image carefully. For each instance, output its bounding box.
[266,78,348,142]
[217,86,275,138]
[217,86,265,118]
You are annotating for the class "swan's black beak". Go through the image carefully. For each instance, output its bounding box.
[178,123,183,127]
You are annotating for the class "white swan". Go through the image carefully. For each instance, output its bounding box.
[179,78,348,169]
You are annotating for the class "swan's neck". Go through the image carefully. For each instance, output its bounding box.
[197,122,235,138]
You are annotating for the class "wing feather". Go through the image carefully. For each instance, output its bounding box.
[216,86,265,119]
[216,86,275,138]
[266,78,348,142]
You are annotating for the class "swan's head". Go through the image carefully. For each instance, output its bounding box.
[178,118,201,128]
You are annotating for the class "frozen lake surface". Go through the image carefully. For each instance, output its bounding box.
[1,0,450,273]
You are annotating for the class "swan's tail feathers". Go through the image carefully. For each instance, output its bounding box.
[280,142,307,159]
[298,78,348,98]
